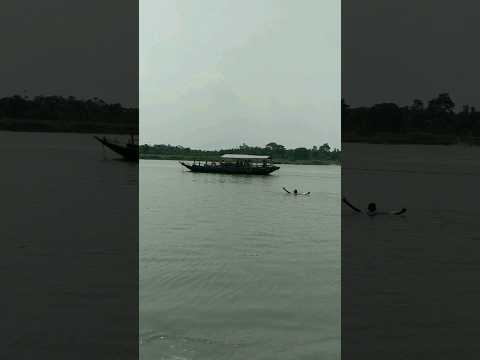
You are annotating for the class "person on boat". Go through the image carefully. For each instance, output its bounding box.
[342,196,406,216]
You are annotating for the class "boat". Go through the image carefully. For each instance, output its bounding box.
[180,154,280,175]
[94,135,138,161]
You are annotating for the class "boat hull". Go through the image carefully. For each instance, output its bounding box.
[180,162,279,175]
[94,136,138,161]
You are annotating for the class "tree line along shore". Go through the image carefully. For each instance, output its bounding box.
[3,92,479,146]
[0,95,138,134]
[343,93,480,145]
[140,142,341,165]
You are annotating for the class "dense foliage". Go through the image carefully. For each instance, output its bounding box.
[343,93,480,138]
[140,142,340,162]
[0,95,137,132]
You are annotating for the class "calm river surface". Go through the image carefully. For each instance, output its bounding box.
[342,143,480,358]
[140,160,341,360]
[1,131,137,359]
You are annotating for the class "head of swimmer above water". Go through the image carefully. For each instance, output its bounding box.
[367,202,377,213]
[293,189,298,195]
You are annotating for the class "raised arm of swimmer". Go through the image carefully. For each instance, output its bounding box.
[342,196,363,213]
[282,187,291,194]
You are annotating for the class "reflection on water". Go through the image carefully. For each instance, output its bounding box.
[140,160,340,360]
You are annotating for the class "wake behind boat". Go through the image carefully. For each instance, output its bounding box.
[94,135,139,162]
[180,154,279,175]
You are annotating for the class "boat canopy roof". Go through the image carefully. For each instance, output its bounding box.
[221,154,271,160]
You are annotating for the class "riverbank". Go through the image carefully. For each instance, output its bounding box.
[343,131,480,145]
[140,153,340,165]
[0,118,138,135]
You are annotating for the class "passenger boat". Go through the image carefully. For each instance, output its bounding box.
[94,135,138,162]
[180,154,279,175]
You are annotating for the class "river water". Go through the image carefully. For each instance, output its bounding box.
[140,160,341,359]
[1,131,138,359]
[342,143,480,358]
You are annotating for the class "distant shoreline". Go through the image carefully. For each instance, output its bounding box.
[0,118,137,135]
[0,95,138,135]
[342,132,480,146]
[140,153,340,165]
[140,142,340,165]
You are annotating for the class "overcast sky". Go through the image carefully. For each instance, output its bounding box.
[343,0,480,109]
[140,0,340,149]
[1,0,137,106]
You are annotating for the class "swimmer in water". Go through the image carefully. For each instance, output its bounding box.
[342,196,406,216]
[283,187,310,195]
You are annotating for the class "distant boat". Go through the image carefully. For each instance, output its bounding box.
[94,135,138,162]
[180,154,279,175]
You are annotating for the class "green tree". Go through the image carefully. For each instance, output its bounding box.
[293,147,310,160]
[428,93,455,114]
